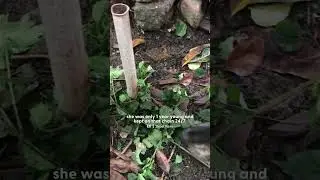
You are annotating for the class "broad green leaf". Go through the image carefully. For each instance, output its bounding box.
[194,68,206,78]
[175,19,187,37]
[137,174,145,180]
[110,66,124,80]
[22,143,56,170]
[8,25,44,53]
[250,3,292,27]
[119,93,129,102]
[143,129,162,148]
[191,47,210,63]
[29,103,52,130]
[143,169,157,180]
[175,155,183,164]
[92,0,107,23]
[142,138,153,148]
[133,142,146,165]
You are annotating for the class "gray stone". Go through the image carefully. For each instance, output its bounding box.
[133,0,176,31]
[179,0,204,28]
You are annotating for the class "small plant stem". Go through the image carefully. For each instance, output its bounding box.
[4,47,23,137]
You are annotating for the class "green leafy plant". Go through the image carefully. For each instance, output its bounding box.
[110,61,193,179]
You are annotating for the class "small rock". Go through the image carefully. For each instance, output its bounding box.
[133,0,176,31]
[179,0,205,28]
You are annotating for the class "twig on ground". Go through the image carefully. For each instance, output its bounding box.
[121,139,133,154]
[161,145,176,180]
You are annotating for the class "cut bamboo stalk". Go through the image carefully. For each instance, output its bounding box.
[111,3,137,98]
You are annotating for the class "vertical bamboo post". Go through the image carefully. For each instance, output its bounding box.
[111,3,137,98]
[37,0,89,118]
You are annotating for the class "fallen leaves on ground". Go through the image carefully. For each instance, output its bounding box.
[182,44,209,66]
[109,145,141,180]
[156,150,170,174]
[110,147,131,161]
[263,46,320,80]
[180,72,194,86]
[226,36,265,76]
[110,158,140,174]
[132,38,145,48]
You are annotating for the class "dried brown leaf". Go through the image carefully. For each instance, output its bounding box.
[132,38,145,48]
[180,72,193,86]
[110,158,131,173]
[124,149,133,158]
[182,44,208,66]
[227,36,264,76]
[263,47,320,80]
[156,150,170,173]
[128,161,140,173]
[110,147,130,161]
